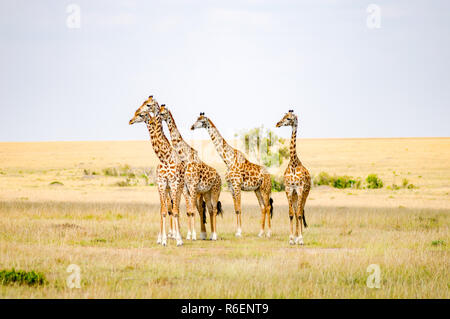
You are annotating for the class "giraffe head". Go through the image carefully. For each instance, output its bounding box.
[276,110,298,128]
[190,112,209,130]
[129,95,157,125]
[159,104,171,122]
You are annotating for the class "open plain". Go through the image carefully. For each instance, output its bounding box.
[0,138,448,298]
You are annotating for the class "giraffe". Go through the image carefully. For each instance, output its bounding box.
[276,110,311,245]
[160,105,223,240]
[129,95,185,247]
[191,113,273,238]
[144,100,204,241]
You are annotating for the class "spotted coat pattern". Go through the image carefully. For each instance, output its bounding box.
[276,111,311,245]
[191,114,273,237]
[160,106,222,240]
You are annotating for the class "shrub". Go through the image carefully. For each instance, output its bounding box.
[366,174,383,189]
[431,240,445,246]
[314,172,361,189]
[116,178,136,187]
[103,167,119,176]
[387,184,400,190]
[314,172,333,186]
[0,269,47,286]
[333,176,358,189]
[402,178,409,188]
[271,176,285,192]
[49,181,63,186]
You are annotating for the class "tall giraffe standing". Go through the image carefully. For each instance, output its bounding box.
[191,113,273,238]
[129,96,185,246]
[145,100,202,241]
[276,110,311,245]
[160,105,223,240]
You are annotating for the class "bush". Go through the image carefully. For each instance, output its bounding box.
[49,181,63,186]
[116,177,137,187]
[366,174,383,189]
[103,167,119,176]
[0,269,47,286]
[314,172,333,186]
[333,176,359,189]
[314,172,361,189]
[431,240,445,246]
[271,176,285,192]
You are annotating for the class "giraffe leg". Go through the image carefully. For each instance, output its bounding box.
[261,174,272,237]
[210,181,221,241]
[204,192,216,240]
[231,182,243,237]
[286,188,296,245]
[195,194,207,240]
[255,190,266,238]
[170,181,184,247]
[296,186,310,245]
[166,195,174,239]
[182,186,194,240]
[295,187,304,245]
[158,186,169,246]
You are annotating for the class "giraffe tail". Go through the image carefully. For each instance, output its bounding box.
[217,201,223,217]
[168,199,174,215]
[302,209,308,228]
[269,198,274,219]
[201,199,207,224]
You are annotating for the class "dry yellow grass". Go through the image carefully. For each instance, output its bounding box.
[0,138,448,298]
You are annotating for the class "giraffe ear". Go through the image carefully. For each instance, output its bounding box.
[289,109,294,113]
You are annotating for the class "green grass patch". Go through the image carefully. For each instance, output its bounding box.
[0,269,47,286]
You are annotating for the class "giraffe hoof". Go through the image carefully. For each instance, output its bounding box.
[210,233,218,241]
[289,240,295,245]
[186,232,191,240]
[200,232,207,240]
[176,240,183,246]
[295,237,304,245]
[235,232,242,237]
[266,231,271,238]
[258,230,264,238]
[192,232,197,241]
[161,240,167,246]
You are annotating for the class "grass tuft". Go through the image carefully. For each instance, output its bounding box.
[0,269,47,286]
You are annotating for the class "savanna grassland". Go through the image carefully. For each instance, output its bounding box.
[0,138,448,298]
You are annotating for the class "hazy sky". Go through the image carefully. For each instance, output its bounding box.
[0,0,449,142]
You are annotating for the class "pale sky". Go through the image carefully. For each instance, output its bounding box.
[0,0,449,142]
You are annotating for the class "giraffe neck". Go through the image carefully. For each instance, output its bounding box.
[165,111,199,163]
[206,119,236,168]
[290,123,300,164]
[145,115,173,164]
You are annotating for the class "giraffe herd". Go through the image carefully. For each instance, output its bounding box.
[129,96,311,247]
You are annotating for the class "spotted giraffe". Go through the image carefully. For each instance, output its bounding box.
[144,99,203,241]
[129,95,185,247]
[276,110,311,245]
[160,105,223,240]
[191,113,273,238]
